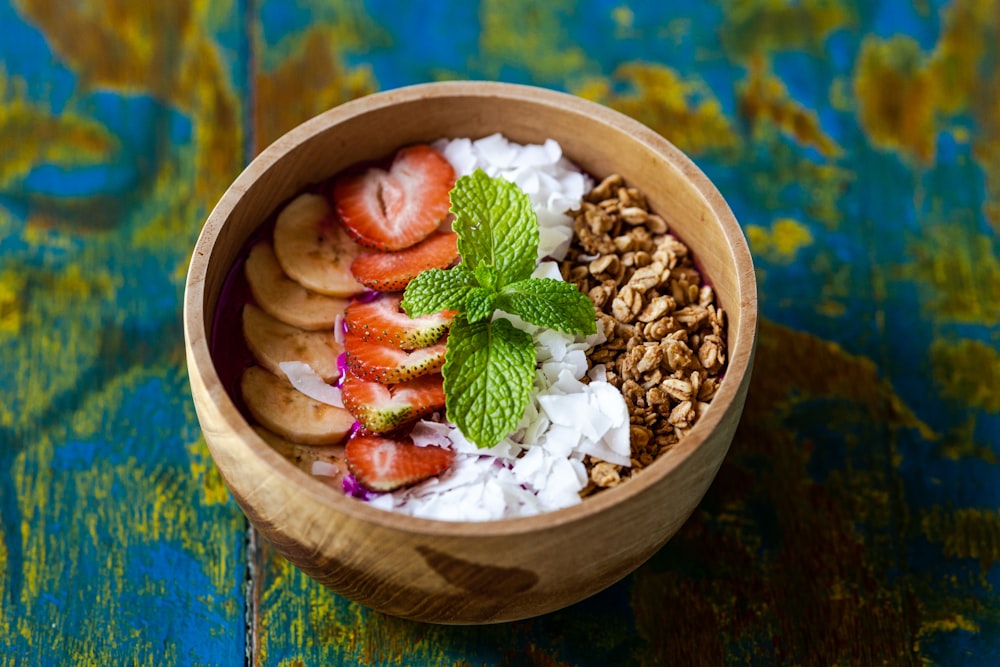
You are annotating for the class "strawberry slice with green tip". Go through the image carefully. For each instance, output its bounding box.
[344,330,447,383]
[345,432,455,492]
[333,144,455,252]
[345,293,454,350]
[351,231,459,292]
[341,374,446,433]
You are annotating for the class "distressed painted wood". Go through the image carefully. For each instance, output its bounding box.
[3,0,999,664]
[0,1,250,664]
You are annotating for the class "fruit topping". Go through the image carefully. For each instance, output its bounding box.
[344,293,454,350]
[333,144,455,252]
[345,432,455,492]
[242,304,342,382]
[244,242,349,331]
[343,331,446,383]
[341,373,446,433]
[350,231,459,291]
[240,366,354,445]
[272,193,366,297]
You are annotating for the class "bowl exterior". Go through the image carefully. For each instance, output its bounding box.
[184,81,757,623]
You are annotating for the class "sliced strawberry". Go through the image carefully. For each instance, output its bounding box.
[346,432,454,492]
[333,144,455,252]
[350,231,459,291]
[345,293,454,350]
[344,330,446,383]
[341,373,446,433]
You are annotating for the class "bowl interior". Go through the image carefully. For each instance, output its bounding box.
[186,81,756,533]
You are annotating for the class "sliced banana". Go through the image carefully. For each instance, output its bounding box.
[272,193,366,297]
[253,426,346,486]
[242,303,342,382]
[241,365,354,446]
[245,241,348,331]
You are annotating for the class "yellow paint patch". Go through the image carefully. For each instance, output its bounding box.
[16,0,244,202]
[903,224,1000,325]
[254,27,378,152]
[187,437,233,507]
[477,0,591,82]
[611,5,635,38]
[928,0,994,114]
[747,217,814,263]
[0,70,117,188]
[575,63,740,156]
[0,269,25,338]
[930,338,1000,413]
[853,35,937,163]
[921,506,1000,570]
[920,614,980,636]
[718,0,853,57]
[937,416,998,463]
[738,58,840,157]
[475,0,594,81]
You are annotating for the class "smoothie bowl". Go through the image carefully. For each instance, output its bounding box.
[183,81,757,624]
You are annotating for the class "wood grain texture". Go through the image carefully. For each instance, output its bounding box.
[3,0,1000,664]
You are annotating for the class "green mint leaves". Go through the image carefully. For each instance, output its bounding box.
[441,317,535,449]
[402,169,597,448]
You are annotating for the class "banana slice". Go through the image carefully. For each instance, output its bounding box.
[253,426,346,486]
[241,366,354,446]
[242,304,342,382]
[245,241,348,331]
[272,193,366,297]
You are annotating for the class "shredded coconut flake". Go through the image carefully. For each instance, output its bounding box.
[433,133,590,261]
[279,361,344,408]
[311,459,339,478]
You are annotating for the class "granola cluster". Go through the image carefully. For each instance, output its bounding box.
[561,174,728,492]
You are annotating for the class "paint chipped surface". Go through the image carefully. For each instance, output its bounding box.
[2,0,999,664]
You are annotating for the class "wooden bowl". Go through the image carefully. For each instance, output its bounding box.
[183,81,757,624]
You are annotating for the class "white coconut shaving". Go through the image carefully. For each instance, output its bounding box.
[433,133,589,261]
[278,361,344,408]
[311,459,340,478]
[365,135,632,521]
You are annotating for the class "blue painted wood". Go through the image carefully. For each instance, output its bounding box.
[1,0,997,664]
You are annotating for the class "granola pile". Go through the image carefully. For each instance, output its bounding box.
[560,174,728,492]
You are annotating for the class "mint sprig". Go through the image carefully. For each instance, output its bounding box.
[402,169,597,448]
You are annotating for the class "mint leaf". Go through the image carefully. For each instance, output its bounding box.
[443,316,535,448]
[474,264,499,291]
[401,268,478,317]
[404,170,599,449]
[497,278,597,335]
[465,287,497,323]
[450,170,538,286]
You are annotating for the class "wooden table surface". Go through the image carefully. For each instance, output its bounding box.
[2,1,998,664]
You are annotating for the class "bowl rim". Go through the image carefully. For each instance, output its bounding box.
[184,80,758,538]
